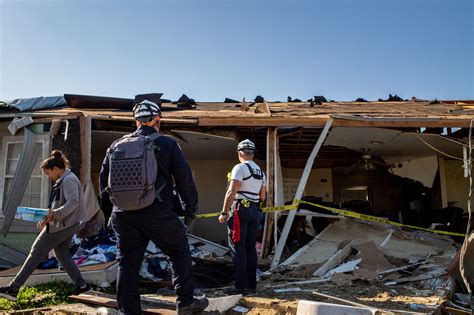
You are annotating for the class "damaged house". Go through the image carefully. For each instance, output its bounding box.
[0,94,472,313]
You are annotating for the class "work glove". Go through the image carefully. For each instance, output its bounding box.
[183,203,197,230]
[184,212,196,231]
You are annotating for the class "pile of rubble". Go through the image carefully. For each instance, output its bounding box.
[252,218,460,314]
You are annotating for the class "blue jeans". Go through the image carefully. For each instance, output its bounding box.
[227,201,260,290]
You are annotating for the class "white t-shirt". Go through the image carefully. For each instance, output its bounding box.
[230,160,266,202]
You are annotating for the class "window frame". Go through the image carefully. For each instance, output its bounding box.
[0,133,51,216]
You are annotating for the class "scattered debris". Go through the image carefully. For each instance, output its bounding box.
[287,96,302,102]
[378,94,405,102]
[325,258,362,277]
[258,217,457,313]
[224,97,239,103]
[313,95,327,103]
[232,305,250,313]
[176,94,196,108]
[313,241,354,277]
[274,287,302,293]
[254,95,265,103]
[410,96,428,102]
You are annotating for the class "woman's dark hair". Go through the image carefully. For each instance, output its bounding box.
[41,150,70,170]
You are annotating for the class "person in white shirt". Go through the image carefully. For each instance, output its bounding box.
[219,139,266,294]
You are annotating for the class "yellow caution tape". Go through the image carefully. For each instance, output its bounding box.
[196,212,221,219]
[194,199,464,237]
[262,203,299,213]
[195,203,298,219]
[296,200,465,237]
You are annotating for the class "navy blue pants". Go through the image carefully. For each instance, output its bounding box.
[227,201,260,290]
[112,206,194,315]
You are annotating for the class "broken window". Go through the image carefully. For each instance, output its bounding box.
[0,135,50,212]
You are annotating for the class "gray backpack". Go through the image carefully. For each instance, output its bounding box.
[106,133,161,210]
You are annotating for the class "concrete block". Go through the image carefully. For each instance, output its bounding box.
[297,300,377,315]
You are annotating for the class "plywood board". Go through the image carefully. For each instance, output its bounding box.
[70,292,176,314]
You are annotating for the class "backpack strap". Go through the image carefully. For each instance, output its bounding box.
[242,162,263,181]
[147,133,162,142]
[238,163,263,201]
[242,163,254,181]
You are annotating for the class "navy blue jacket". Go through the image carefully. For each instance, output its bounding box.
[99,125,198,215]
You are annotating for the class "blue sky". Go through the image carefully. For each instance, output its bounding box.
[1,0,473,102]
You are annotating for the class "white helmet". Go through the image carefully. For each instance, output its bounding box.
[133,100,161,122]
[237,139,256,152]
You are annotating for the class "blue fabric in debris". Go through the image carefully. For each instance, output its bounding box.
[147,256,170,279]
[37,257,58,269]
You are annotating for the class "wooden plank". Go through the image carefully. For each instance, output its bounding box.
[69,292,176,314]
[312,290,380,311]
[197,116,474,128]
[313,241,354,277]
[384,269,447,285]
[443,307,471,315]
[271,118,334,268]
[274,152,284,250]
[377,260,431,275]
[79,115,91,183]
[261,127,276,258]
[267,277,331,288]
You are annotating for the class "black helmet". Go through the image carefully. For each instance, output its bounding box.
[133,100,161,122]
[237,139,256,152]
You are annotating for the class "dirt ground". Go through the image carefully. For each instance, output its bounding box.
[221,279,445,314]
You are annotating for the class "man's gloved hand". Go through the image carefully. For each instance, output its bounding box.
[183,204,197,231]
[184,213,196,231]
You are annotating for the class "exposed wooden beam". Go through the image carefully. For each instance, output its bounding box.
[198,116,474,128]
[261,127,276,258]
[79,115,92,183]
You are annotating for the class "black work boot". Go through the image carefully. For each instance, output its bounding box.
[176,297,209,315]
[223,286,249,295]
[73,283,91,295]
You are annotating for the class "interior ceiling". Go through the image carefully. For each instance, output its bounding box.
[325,127,465,159]
[236,127,362,169]
[171,130,238,160]
[91,125,467,170]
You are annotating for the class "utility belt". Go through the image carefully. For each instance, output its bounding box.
[234,199,260,209]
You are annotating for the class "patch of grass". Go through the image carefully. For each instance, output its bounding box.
[0,280,75,311]
[0,279,158,311]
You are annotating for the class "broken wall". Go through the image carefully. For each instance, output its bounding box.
[282,168,333,203]
[331,168,423,220]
